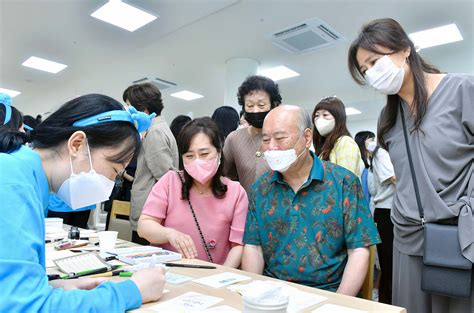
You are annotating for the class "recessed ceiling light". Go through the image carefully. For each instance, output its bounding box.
[409,24,463,50]
[0,87,21,97]
[91,0,157,32]
[170,90,204,101]
[22,56,67,74]
[259,66,300,81]
[345,107,361,116]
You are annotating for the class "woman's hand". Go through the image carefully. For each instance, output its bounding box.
[165,228,198,259]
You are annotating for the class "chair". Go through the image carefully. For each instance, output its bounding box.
[360,245,377,300]
[108,200,132,241]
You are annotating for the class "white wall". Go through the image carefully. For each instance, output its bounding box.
[347,118,378,137]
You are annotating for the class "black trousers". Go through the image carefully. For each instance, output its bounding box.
[374,208,394,304]
[47,210,91,229]
[131,231,149,245]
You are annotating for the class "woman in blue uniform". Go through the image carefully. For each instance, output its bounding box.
[0,94,165,312]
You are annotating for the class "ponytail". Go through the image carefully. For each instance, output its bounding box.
[0,105,25,153]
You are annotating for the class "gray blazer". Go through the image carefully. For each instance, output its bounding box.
[130,116,179,231]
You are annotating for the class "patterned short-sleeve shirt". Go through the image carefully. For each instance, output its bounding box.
[243,152,380,291]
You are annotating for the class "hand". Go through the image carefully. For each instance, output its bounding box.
[131,267,166,303]
[165,228,198,259]
[50,277,108,291]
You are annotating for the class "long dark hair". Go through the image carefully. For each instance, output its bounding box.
[348,18,440,150]
[312,97,351,160]
[30,94,141,164]
[355,131,375,168]
[0,104,26,153]
[177,117,227,200]
[211,106,239,144]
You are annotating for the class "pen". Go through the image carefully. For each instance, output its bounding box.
[163,263,216,269]
[63,265,120,279]
[87,270,133,278]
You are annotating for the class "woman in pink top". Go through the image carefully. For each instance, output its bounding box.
[138,117,248,267]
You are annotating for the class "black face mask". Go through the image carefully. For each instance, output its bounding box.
[244,111,270,129]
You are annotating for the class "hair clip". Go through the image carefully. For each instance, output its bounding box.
[127,106,156,133]
[0,93,12,125]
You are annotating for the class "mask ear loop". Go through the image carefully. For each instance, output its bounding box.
[68,154,76,176]
[84,138,94,172]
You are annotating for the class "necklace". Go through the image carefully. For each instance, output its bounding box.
[249,129,263,158]
[193,184,209,195]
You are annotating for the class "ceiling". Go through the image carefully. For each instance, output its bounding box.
[1,0,473,125]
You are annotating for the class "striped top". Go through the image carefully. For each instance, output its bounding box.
[223,127,270,193]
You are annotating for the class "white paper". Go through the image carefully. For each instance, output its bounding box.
[45,246,75,268]
[193,272,251,288]
[312,304,368,313]
[166,272,194,285]
[228,280,327,312]
[194,305,240,312]
[149,291,223,312]
[54,253,108,274]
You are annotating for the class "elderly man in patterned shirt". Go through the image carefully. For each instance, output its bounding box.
[242,105,380,295]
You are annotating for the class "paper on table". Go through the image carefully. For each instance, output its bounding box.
[54,253,110,274]
[228,280,327,312]
[194,305,240,312]
[79,229,99,238]
[193,272,251,288]
[312,304,368,313]
[45,246,75,268]
[148,291,223,312]
[166,272,194,285]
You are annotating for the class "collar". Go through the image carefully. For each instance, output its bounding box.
[270,150,325,185]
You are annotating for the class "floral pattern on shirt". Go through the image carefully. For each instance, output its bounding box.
[243,152,380,290]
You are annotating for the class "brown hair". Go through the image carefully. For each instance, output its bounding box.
[122,83,164,116]
[347,18,440,150]
[312,97,351,160]
[177,117,227,200]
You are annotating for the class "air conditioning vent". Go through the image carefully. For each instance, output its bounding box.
[131,77,177,91]
[269,17,345,53]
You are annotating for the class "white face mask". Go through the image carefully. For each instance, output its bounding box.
[264,137,305,173]
[57,141,116,210]
[367,141,377,153]
[365,55,405,95]
[315,118,335,137]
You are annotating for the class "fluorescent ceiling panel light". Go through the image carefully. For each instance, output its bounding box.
[345,107,361,116]
[22,56,67,74]
[409,24,463,50]
[259,66,300,81]
[0,88,21,97]
[91,0,157,32]
[170,90,204,101]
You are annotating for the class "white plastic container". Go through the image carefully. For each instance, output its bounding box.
[242,295,288,313]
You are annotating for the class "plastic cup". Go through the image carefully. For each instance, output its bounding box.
[98,231,118,253]
[243,294,288,313]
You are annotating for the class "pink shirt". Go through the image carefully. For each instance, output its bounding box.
[142,171,248,265]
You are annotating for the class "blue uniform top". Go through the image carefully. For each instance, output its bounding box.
[0,146,142,312]
[48,193,97,213]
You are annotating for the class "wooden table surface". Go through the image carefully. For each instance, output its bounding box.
[46,237,406,313]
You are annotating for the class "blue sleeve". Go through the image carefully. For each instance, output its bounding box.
[0,183,142,312]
